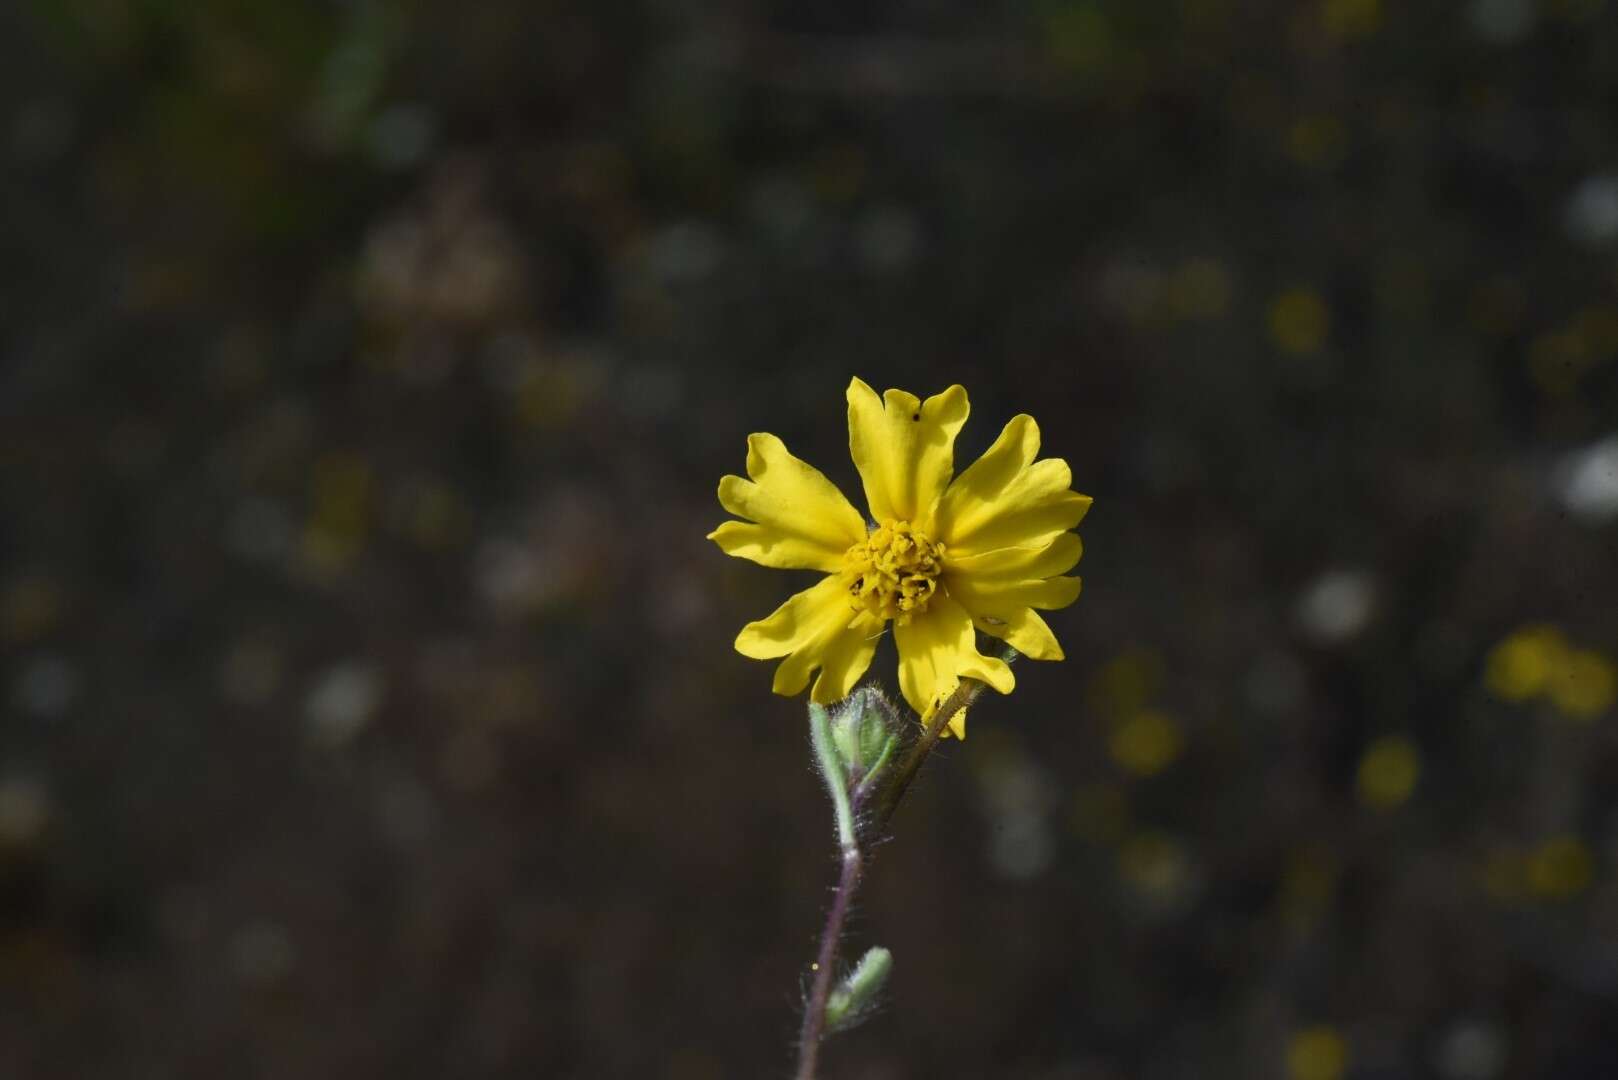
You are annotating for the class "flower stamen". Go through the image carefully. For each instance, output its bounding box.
[844,521,945,624]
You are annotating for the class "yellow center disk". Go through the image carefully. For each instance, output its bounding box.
[843,521,945,625]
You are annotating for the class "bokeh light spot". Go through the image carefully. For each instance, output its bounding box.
[1357,735,1421,810]
[1547,649,1617,720]
[1168,256,1234,320]
[1289,115,1347,170]
[1118,831,1189,903]
[1087,649,1165,717]
[1527,836,1593,898]
[1109,709,1184,777]
[1269,288,1330,354]
[1043,2,1115,74]
[1321,0,1381,38]
[1,575,64,644]
[1287,1025,1349,1080]
[1483,625,1568,702]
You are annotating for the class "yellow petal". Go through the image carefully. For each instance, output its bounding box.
[893,592,1015,733]
[944,532,1083,582]
[736,573,851,659]
[709,433,867,571]
[972,607,1064,661]
[945,533,1080,662]
[846,377,969,532]
[735,575,875,699]
[950,573,1083,612]
[810,614,885,703]
[708,520,843,573]
[934,414,1092,555]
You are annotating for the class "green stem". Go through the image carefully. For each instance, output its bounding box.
[796,649,1015,1077]
[869,675,989,829]
[799,704,865,1080]
[808,704,856,850]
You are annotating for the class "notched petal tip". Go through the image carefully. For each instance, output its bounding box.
[926,383,970,421]
[881,387,923,415]
[974,608,1066,661]
[973,655,1017,695]
[743,432,780,477]
[714,434,866,564]
[716,474,751,517]
[770,659,813,696]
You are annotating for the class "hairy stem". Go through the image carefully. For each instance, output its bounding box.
[796,655,1014,1078]
[794,835,862,1080]
[797,706,869,1080]
[870,676,989,829]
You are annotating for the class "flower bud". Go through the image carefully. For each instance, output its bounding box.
[825,946,893,1033]
[829,687,900,781]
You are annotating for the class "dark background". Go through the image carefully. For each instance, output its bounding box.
[4,1,1618,1077]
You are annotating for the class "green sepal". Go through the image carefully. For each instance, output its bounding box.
[828,687,902,782]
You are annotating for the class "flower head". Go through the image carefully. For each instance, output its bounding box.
[710,378,1090,737]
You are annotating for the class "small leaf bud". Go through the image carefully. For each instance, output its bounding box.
[825,946,893,1033]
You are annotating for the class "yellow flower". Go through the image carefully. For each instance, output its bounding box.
[709,378,1091,737]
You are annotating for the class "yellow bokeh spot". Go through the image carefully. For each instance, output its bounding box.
[1109,710,1183,777]
[1044,2,1115,74]
[1269,288,1329,354]
[1483,624,1569,702]
[1289,115,1347,170]
[1546,649,1617,720]
[311,454,372,530]
[1088,649,1164,717]
[302,454,373,578]
[517,364,585,429]
[1356,735,1420,810]
[1287,1026,1349,1080]
[1485,626,1615,720]
[1321,0,1380,37]
[1118,831,1188,899]
[1168,257,1233,320]
[300,524,362,579]
[2,575,64,644]
[1528,836,1593,899]
[405,482,463,550]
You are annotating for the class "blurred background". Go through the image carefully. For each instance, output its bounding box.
[4,1,1618,1077]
